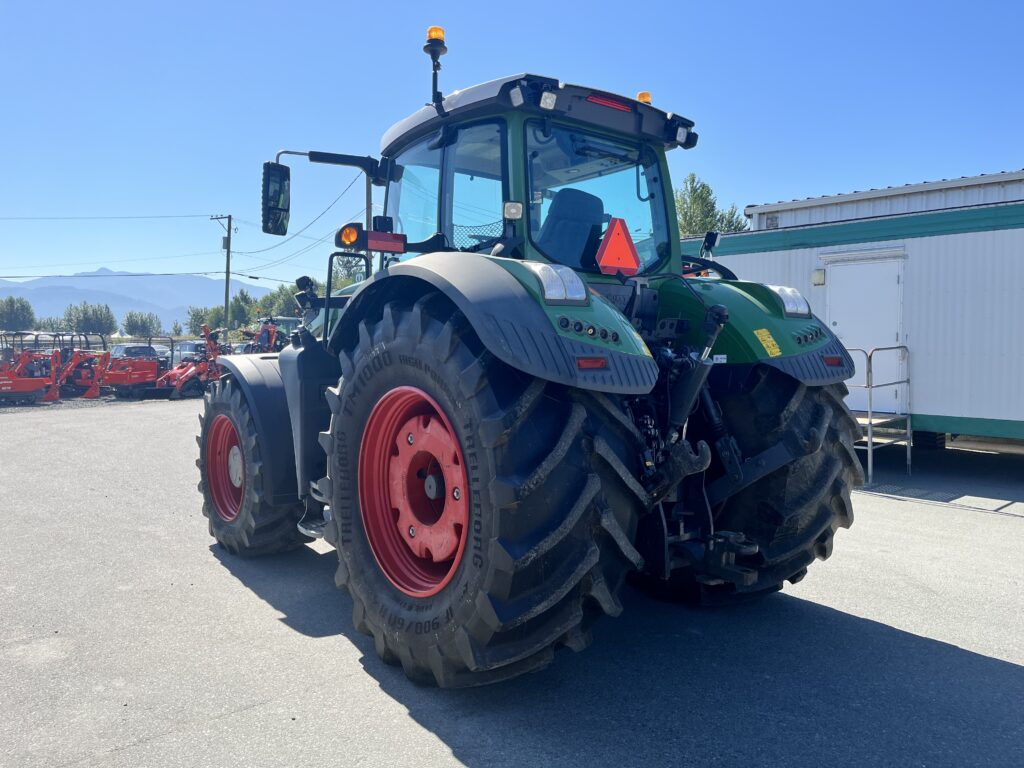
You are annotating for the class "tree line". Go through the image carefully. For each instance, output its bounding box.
[0,296,182,337]
[185,284,308,336]
[185,276,341,335]
[0,288,309,338]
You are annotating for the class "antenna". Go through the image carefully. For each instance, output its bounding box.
[423,26,448,116]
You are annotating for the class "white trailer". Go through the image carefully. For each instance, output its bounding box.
[685,169,1024,453]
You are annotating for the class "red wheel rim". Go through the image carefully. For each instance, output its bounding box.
[206,414,244,522]
[358,386,469,598]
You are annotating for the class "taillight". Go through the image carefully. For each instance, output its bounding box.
[586,94,631,112]
[576,356,608,370]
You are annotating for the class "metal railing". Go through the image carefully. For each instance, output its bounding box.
[846,346,911,484]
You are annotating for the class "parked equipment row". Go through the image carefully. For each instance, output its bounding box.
[0,326,230,404]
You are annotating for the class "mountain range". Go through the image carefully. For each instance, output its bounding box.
[0,268,271,330]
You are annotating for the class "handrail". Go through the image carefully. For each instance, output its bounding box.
[845,345,912,484]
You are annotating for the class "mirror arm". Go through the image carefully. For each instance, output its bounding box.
[324,252,336,347]
[308,151,380,178]
[275,149,309,163]
[275,150,383,181]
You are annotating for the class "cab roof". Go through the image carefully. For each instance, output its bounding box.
[380,74,698,157]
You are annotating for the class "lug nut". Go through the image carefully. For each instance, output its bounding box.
[452,487,461,500]
[406,433,414,445]
[408,526,416,537]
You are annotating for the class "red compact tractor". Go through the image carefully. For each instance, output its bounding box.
[46,333,110,401]
[147,325,227,399]
[237,318,284,354]
[103,337,175,398]
[0,333,58,405]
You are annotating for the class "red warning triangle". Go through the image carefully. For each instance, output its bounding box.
[595,218,641,276]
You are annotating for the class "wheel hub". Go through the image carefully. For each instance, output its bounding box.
[422,472,444,501]
[205,414,244,522]
[227,445,244,488]
[358,386,469,597]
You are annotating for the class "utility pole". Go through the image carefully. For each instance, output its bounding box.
[211,215,232,328]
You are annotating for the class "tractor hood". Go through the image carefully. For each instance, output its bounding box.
[648,276,857,386]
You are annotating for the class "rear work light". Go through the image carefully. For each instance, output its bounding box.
[766,285,812,317]
[523,262,588,303]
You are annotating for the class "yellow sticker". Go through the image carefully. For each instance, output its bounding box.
[754,328,782,358]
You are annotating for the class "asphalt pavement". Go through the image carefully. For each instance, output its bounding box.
[1,400,1022,767]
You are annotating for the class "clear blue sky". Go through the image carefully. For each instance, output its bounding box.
[2,0,1021,287]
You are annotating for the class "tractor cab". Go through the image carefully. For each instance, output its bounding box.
[263,68,697,307]
[375,74,692,277]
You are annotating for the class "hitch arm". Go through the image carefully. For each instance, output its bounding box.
[705,402,830,507]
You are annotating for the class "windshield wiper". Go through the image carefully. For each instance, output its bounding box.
[463,235,524,257]
[572,140,633,162]
[572,140,653,203]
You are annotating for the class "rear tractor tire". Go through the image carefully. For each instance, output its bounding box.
[641,368,864,604]
[197,376,308,556]
[323,294,648,687]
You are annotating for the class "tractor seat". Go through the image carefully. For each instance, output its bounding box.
[535,188,605,270]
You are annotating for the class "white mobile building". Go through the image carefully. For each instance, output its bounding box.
[691,169,1024,444]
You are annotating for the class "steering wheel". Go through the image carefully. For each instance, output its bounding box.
[681,255,737,281]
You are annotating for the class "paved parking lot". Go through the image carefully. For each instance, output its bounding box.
[2,400,1022,767]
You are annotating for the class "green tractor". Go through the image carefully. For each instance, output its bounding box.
[197,28,863,687]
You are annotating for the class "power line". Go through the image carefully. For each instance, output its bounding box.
[243,201,379,275]
[233,172,361,255]
[0,270,293,283]
[232,217,327,249]
[245,228,336,271]
[0,214,217,221]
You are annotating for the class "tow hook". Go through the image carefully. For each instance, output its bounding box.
[680,531,760,587]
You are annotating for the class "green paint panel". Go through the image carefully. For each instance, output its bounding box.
[649,276,832,363]
[491,257,652,358]
[912,413,1024,441]
[682,202,1024,257]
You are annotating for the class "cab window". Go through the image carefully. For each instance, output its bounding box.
[444,122,505,251]
[384,121,506,252]
[525,120,668,272]
[385,138,441,245]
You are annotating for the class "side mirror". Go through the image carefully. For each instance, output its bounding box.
[701,230,720,254]
[333,253,372,284]
[262,162,291,235]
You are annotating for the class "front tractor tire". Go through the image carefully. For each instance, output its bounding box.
[324,295,648,687]
[198,377,308,556]
[656,368,864,603]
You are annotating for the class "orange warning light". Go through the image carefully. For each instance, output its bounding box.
[595,218,641,277]
[339,225,360,246]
